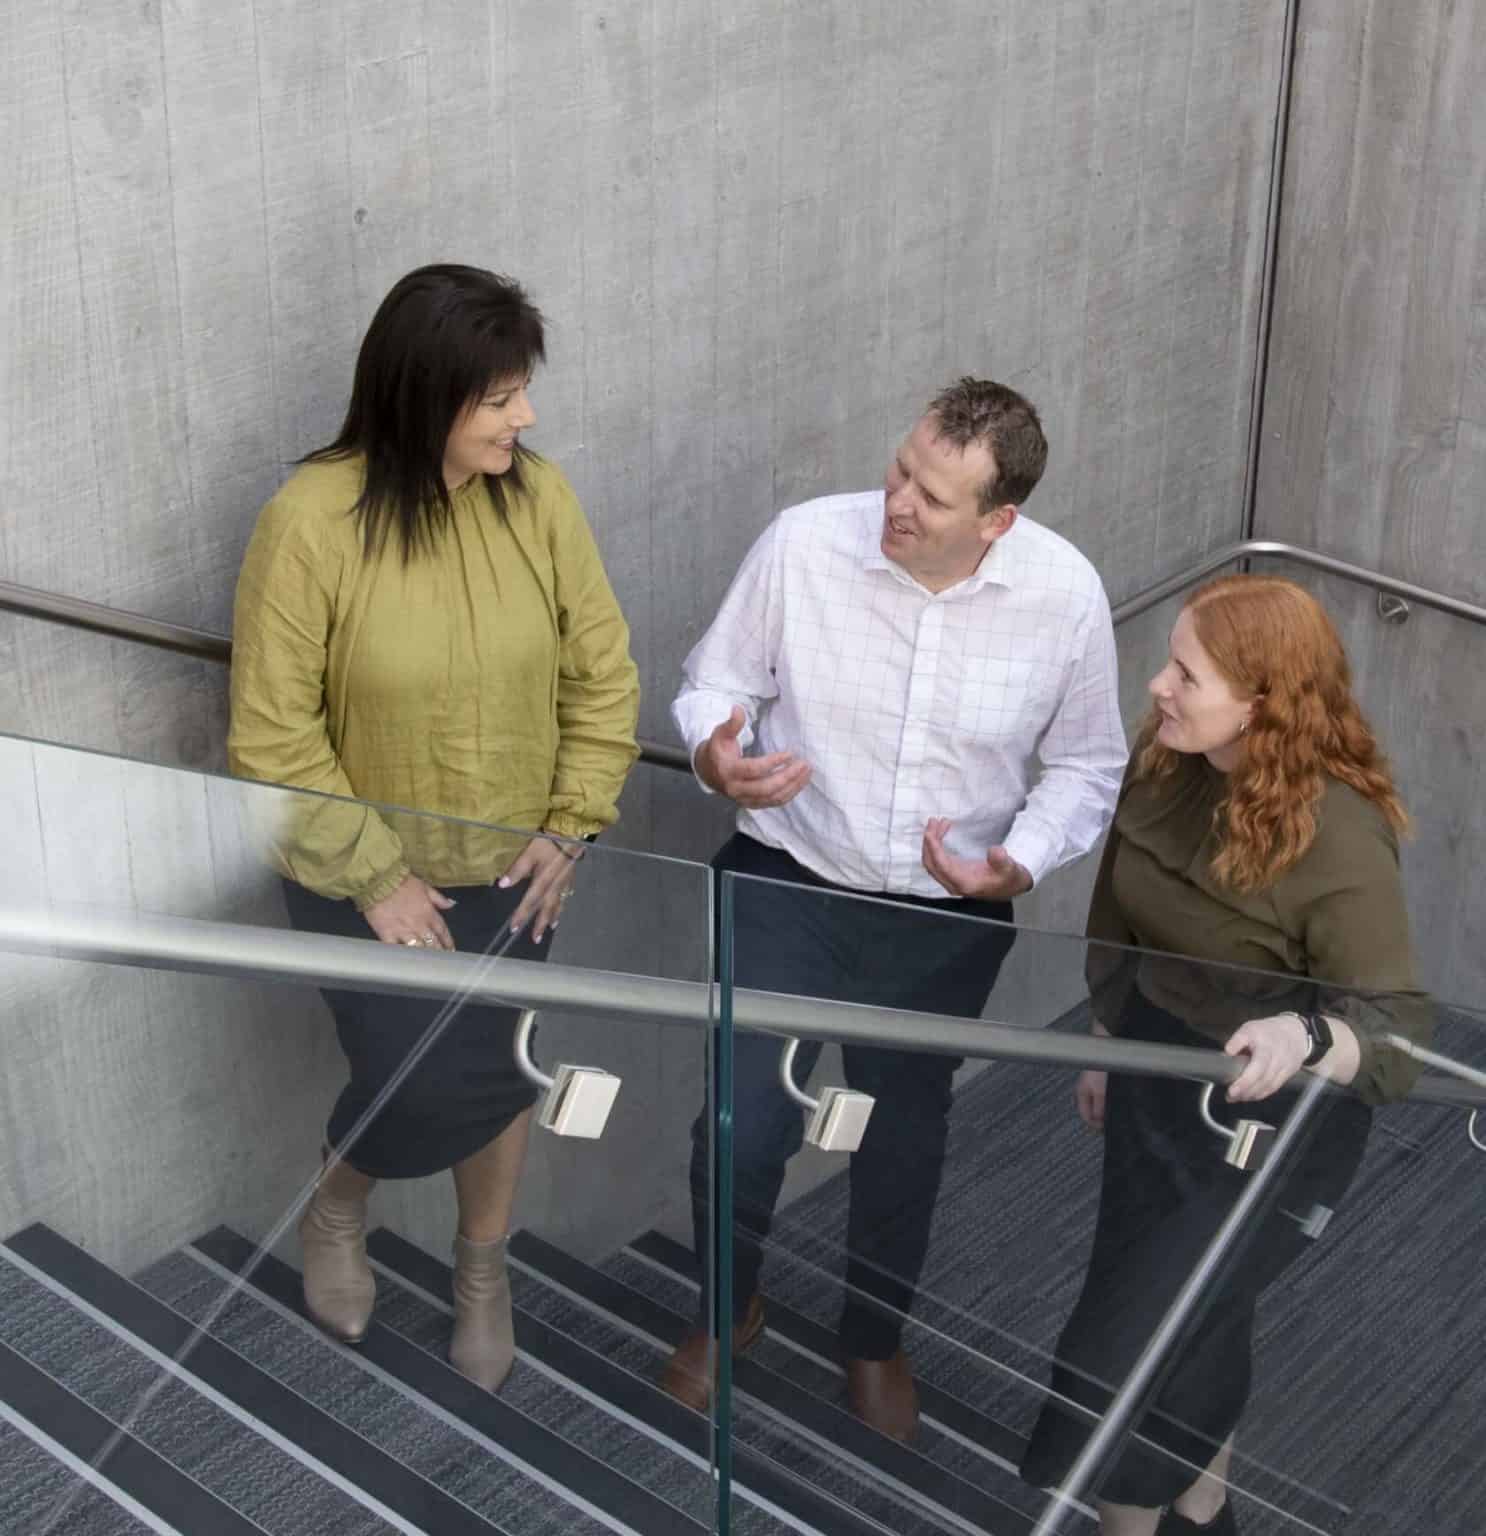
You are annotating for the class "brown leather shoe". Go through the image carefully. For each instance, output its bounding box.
[845,1350,919,1442]
[659,1294,766,1412]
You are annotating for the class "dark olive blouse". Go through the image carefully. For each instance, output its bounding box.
[1086,755,1430,1105]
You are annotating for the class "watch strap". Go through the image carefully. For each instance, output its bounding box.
[1299,1011,1332,1067]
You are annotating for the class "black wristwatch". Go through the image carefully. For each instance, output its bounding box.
[1298,1011,1333,1067]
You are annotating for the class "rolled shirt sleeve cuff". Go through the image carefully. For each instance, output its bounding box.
[671,695,756,780]
[352,860,412,913]
[1002,822,1059,891]
[544,811,606,841]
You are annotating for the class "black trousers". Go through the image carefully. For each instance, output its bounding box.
[282,879,546,1180]
[690,834,1016,1360]
[1019,993,1372,1507]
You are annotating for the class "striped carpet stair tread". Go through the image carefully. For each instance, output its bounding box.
[611,1230,1050,1522]
[0,1228,405,1535]
[488,1227,1038,1536]
[358,1227,838,1536]
[0,1342,264,1536]
[169,1225,723,1536]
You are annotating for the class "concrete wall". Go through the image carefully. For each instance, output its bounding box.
[1255,0,1486,1010]
[0,1,1287,1264]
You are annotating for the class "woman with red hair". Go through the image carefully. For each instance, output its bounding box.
[1020,574,1429,1534]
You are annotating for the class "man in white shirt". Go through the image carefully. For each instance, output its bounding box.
[663,378,1127,1441]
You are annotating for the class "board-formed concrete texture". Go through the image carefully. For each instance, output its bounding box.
[1257,0,1486,1011]
[1,2,1288,1253]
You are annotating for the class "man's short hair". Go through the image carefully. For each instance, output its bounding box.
[928,377,1048,511]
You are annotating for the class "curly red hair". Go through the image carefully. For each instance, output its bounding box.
[1135,574,1407,890]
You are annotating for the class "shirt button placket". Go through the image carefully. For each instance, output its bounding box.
[889,599,943,889]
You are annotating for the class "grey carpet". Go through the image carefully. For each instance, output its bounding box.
[742,1005,1486,1536]
[0,1251,394,1535]
[133,1249,613,1536]
[0,1419,156,1536]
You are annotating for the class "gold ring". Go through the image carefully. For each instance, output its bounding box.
[421,931,437,944]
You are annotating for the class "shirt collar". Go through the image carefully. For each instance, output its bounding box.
[859,498,1020,596]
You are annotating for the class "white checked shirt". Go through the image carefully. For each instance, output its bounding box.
[672,491,1127,896]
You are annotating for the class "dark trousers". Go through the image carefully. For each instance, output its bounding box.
[1019,994,1372,1507]
[690,834,1016,1359]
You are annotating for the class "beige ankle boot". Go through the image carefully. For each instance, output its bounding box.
[299,1169,376,1344]
[449,1234,515,1391]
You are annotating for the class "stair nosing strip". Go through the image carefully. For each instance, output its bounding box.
[183,1234,687,1536]
[502,1230,1038,1536]
[0,1338,268,1536]
[623,1232,1033,1475]
[0,1229,482,1536]
[367,1228,903,1536]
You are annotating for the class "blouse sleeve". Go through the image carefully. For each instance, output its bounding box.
[1083,776,1139,1033]
[228,492,409,908]
[1283,794,1431,1105]
[542,477,641,839]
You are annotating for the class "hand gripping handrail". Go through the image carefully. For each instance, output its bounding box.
[0,902,1479,1111]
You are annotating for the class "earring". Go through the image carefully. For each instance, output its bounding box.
[1239,718,1249,736]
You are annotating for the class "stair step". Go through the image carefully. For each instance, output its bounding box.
[366,1227,892,1536]
[619,1230,1047,1517]
[501,1228,1038,1536]
[0,1340,260,1535]
[166,1226,703,1536]
[0,1231,406,1535]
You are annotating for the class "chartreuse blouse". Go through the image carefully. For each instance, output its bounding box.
[1086,755,1431,1105]
[228,454,640,908]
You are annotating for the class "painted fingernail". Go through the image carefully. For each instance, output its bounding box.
[497,877,511,889]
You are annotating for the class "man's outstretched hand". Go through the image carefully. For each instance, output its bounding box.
[694,707,812,809]
[922,818,1033,900]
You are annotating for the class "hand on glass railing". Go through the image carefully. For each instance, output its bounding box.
[920,818,1033,900]
[363,874,456,950]
[694,706,812,808]
[499,835,581,944]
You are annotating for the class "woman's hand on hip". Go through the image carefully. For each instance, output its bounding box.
[1224,1013,1311,1101]
[363,874,456,950]
[500,835,580,943]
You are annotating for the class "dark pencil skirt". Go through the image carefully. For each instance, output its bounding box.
[282,878,546,1180]
[1019,993,1371,1509]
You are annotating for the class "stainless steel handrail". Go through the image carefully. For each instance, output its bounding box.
[5,540,1484,778]
[0,902,1477,1110]
[0,576,692,774]
[1110,539,1486,628]
[5,536,1484,780]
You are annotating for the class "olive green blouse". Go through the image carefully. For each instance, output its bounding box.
[228,454,640,908]
[1086,755,1430,1104]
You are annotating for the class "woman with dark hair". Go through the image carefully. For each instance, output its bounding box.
[229,264,639,1390]
[1019,575,1428,1534]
